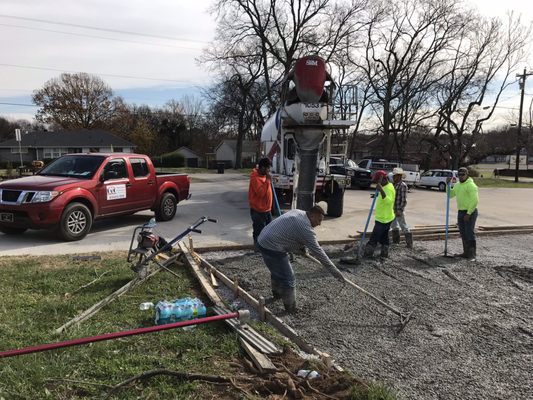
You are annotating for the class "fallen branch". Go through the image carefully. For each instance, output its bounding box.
[45,377,112,388]
[65,270,111,298]
[103,369,242,399]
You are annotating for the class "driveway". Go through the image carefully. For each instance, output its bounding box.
[1,171,532,256]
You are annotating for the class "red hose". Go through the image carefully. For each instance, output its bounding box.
[0,312,240,359]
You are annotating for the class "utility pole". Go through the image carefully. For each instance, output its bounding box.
[515,68,533,182]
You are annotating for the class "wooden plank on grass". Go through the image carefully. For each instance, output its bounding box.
[239,337,276,374]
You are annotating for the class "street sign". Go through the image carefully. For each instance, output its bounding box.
[15,129,21,142]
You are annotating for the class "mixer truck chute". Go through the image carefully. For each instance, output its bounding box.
[261,55,355,217]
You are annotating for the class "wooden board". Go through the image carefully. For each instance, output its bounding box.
[239,337,277,374]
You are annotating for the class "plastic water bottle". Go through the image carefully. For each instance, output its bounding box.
[297,370,320,379]
[191,298,206,318]
[139,302,154,311]
[155,301,173,325]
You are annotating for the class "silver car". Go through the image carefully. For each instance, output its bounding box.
[416,169,458,191]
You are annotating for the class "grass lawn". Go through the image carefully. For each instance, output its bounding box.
[473,177,533,188]
[0,253,241,399]
[0,253,390,400]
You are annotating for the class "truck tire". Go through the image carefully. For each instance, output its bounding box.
[326,183,344,218]
[0,226,27,235]
[155,192,177,221]
[57,202,93,241]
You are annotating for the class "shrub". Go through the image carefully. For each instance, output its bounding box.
[152,151,185,168]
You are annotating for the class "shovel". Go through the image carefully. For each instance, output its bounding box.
[341,187,379,265]
[444,182,452,257]
[271,180,283,216]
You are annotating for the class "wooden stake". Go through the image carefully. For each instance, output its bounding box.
[188,235,194,254]
[258,296,266,322]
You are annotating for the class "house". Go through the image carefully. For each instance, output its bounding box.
[173,146,202,167]
[215,140,259,168]
[0,129,135,165]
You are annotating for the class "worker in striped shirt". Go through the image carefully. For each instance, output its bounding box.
[390,167,413,248]
[257,204,346,313]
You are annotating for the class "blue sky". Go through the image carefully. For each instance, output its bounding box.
[0,0,531,126]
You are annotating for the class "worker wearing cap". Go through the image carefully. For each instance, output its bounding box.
[364,170,396,258]
[248,158,273,248]
[257,205,346,313]
[447,167,479,261]
[390,167,413,248]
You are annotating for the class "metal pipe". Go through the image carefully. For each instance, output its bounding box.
[0,311,245,359]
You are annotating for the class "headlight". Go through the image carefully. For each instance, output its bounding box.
[31,191,60,203]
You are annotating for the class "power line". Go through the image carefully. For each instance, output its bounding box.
[0,63,202,85]
[0,102,37,107]
[0,14,209,44]
[0,22,202,51]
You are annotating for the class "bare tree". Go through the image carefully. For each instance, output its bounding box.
[32,73,119,129]
[354,0,468,160]
[431,12,530,169]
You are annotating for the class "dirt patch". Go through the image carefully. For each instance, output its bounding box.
[204,234,533,400]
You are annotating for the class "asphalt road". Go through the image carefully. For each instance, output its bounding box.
[1,171,533,256]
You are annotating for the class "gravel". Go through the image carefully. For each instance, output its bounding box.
[203,234,533,400]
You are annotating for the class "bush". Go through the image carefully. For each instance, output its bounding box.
[467,167,479,177]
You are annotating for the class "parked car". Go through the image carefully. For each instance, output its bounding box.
[0,153,191,241]
[416,169,458,191]
[329,157,372,189]
[358,159,420,187]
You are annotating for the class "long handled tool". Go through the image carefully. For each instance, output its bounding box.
[341,187,379,264]
[271,180,283,216]
[444,182,452,257]
[344,277,413,332]
[305,253,412,332]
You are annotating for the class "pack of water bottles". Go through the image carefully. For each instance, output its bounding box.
[154,297,207,325]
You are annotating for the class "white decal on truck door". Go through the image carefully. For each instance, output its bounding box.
[106,184,127,200]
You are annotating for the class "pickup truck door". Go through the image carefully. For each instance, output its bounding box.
[127,157,156,209]
[97,158,134,215]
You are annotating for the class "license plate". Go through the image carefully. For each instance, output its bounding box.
[0,212,14,223]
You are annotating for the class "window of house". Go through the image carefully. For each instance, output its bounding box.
[114,147,123,152]
[130,158,149,177]
[43,148,68,159]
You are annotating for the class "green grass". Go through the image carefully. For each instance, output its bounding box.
[0,253,240,399]
[473,177,533,188]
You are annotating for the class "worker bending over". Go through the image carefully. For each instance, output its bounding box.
[257,205,345,313]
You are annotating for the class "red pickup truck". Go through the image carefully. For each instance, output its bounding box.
[0,153,190,241]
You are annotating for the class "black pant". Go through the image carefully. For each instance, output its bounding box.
[368,221,392,246]
[250,209,272,244]
[458,209,478,241]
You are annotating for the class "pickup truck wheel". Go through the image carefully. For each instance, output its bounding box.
[0,226,27,235]
[326,183,344,218]
[156,193,177,221]
[58,203,93,241]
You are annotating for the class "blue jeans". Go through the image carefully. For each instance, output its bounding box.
[458,209,478,241]
[257,243,294,288]
[250,209,272,245]
[368,221,392,246]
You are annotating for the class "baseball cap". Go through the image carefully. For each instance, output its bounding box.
[372,170,388,183]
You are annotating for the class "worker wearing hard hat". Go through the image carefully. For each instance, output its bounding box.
[390,167,413,248]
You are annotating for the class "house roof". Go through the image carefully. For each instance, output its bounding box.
[0,129,135,148]
[215,139,259,153]
[175,146,201,158]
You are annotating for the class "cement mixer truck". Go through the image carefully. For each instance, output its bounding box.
[261,55,354,217]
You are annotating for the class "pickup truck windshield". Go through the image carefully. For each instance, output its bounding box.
[38,155,106,179]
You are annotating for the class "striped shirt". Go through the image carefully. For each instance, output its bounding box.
[258,209,336,270]
[394,181,408,213]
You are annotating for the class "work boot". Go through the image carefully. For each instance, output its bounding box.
[392,230,401,244]
[281,287,297,314]
[271,278,282,300]
[467,240,477,261]
[363,243,376,258]
[455,239,468,258]
[380,245,389,258]
[405,232,413,249]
